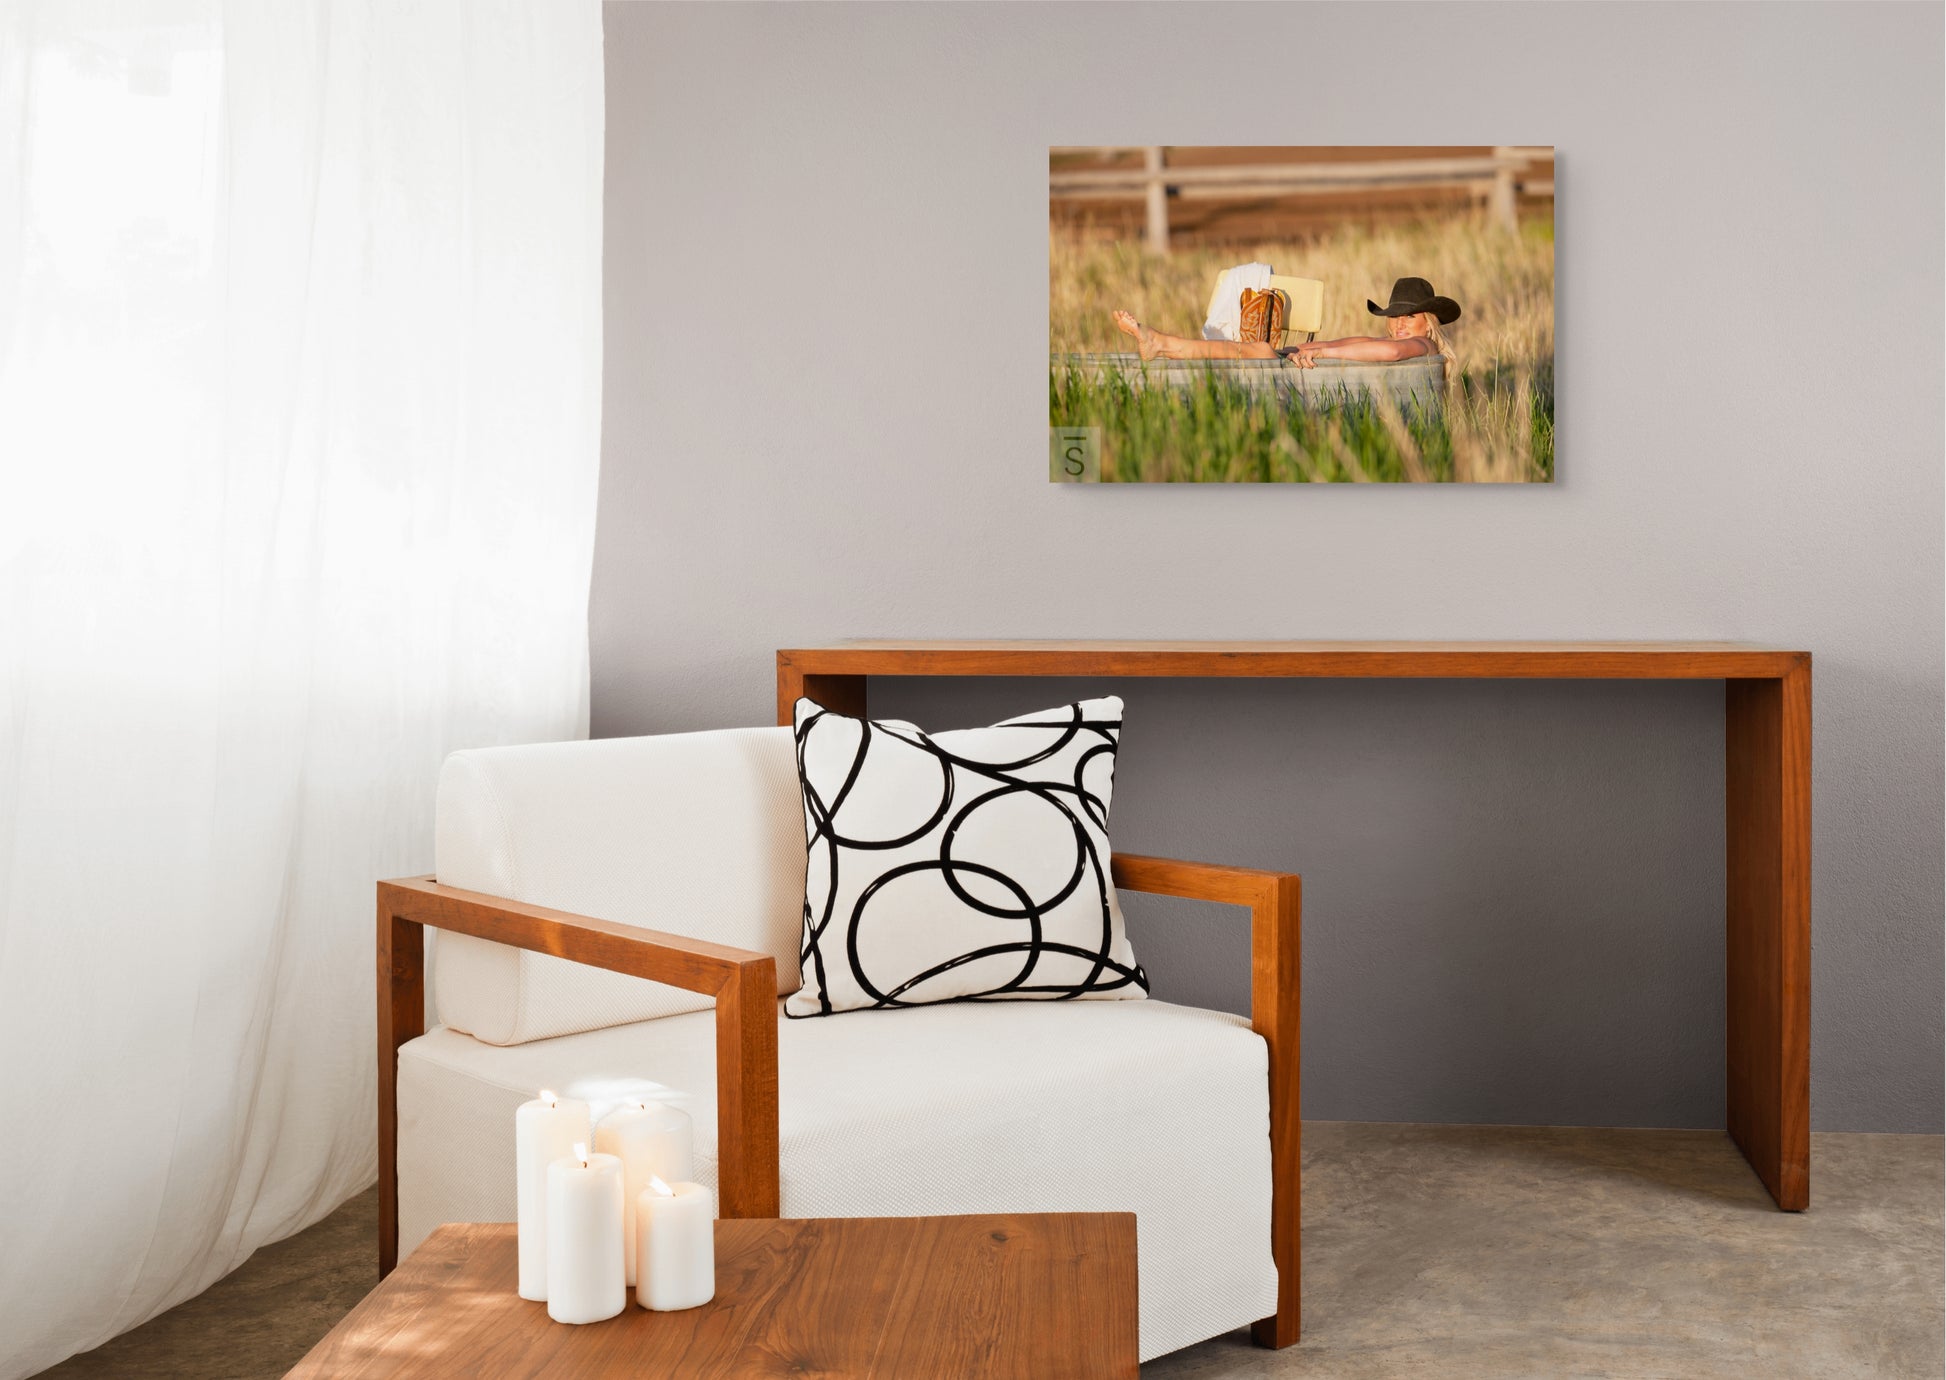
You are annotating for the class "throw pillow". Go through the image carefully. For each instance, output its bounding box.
[787,695,1149,1017]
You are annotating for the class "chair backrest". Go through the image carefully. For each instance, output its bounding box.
[1267,275,1324,339]
[433,728,806,1046]
[1203,271,1325,347]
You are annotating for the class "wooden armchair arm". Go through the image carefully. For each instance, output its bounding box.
[1110,852,1301,1347]
[1109,852,1300,1040]
[375,876,780,1277]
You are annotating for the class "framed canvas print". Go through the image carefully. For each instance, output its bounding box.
[1049,146,1554,484]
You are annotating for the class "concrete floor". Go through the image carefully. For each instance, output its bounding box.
[37,1124,1944,1379]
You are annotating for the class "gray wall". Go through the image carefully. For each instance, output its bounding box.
[594,2,1943,1133]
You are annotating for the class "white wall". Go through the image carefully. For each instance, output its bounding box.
[594,1,1943,1131]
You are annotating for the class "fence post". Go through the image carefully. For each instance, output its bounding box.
[1489,146,1518,234]
[1144,146,1169,256]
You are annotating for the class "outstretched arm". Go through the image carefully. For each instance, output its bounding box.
[1290,335,1434,364]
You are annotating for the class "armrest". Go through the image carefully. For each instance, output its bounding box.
[374,876,780,1276]
[1109,852,1299,1046]
[1110,851,1301,1346]
[379,875,781,986]
[1111,851,1294,908]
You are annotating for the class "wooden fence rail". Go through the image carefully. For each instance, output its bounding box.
[1050,146,1554,253]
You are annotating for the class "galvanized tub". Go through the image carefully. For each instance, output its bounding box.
[1052,352,1448,412]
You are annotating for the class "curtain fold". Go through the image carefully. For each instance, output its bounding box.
[0,3,605,1374]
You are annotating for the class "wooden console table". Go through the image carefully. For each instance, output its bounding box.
[776,640,1811,1211]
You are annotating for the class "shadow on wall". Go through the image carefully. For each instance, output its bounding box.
[869,675,1724,1130]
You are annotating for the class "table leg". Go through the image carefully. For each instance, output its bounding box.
[1725,663,1811,1210]
[776,658,868,724]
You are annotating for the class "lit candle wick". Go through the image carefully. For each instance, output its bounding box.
[540,1088,558,1107]
[573,1141,588,1169]
[647,1173,675,1197]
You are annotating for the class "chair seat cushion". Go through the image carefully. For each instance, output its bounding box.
[397,998,1278,1361]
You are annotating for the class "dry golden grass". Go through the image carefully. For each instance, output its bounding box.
[1049,215,1555,482]
[1050,216,1553,371]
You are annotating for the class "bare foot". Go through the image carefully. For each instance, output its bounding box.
[1112,309,1163,362]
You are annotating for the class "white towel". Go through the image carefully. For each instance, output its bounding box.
[1202,262,1274,341]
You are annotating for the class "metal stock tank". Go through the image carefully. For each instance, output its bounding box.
[1053,352,1447,411]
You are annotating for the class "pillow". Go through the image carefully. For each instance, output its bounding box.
[787,695,1148,1017]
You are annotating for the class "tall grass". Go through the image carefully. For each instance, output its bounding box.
[1051,361,1554,483]
[1050,217,1554,483]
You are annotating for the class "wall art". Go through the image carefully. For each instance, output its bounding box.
[1050,146,1555,483]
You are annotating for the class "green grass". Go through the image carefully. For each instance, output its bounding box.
[1050,361,1555,484]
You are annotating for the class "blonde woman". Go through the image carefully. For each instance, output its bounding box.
[1111,276,1460,373]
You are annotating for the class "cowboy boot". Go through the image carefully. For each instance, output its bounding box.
[1238,288,1272,344]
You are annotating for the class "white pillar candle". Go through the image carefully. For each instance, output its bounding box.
[514,1089,591,1301]
[545,1143,627,1325]
[635,1176,715,1311]
[594,1101,694,1286]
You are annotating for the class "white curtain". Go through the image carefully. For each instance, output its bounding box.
[0,3,604,1374]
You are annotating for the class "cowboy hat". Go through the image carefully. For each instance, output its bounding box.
[1366,276,1461,324]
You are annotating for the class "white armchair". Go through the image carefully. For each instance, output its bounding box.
[377,726,1300,1359]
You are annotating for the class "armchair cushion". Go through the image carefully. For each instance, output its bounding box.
[396,997,1277,1361]
[788,696,1148,1017]
[433,728,805,1045]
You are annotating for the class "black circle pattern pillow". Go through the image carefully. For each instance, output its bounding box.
[786,696,1149,1018]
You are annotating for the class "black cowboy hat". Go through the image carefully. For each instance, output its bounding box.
[1367,276,1461,325]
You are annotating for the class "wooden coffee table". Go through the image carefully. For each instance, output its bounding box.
[288,1212,1139,1378]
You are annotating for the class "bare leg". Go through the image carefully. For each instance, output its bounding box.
[1112,311,1279,362]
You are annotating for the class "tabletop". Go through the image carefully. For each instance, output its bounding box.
[288,1212,1140,1378]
